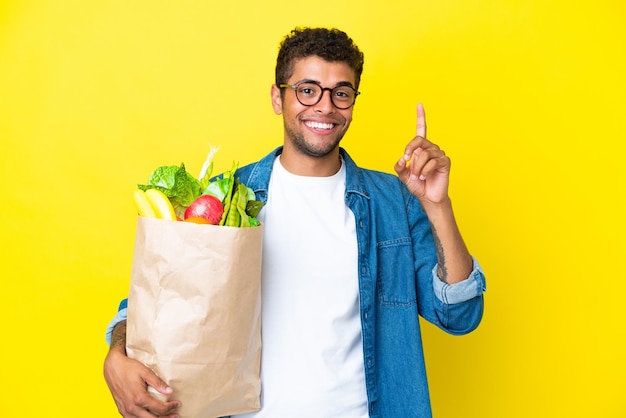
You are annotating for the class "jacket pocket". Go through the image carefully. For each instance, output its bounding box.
[376,237,417,305]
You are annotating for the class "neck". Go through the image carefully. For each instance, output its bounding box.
[280,144,342,177]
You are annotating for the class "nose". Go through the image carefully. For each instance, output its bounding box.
[313,88,335,113]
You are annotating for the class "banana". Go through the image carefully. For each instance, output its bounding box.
[144,188,177,220]
[133,189,157,218]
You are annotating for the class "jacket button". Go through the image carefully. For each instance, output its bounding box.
[369,401,376,414]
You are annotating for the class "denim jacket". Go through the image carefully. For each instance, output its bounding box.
[236,147,485,418]
[106,147,486,418]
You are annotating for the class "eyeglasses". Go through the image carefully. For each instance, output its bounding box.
[278,81,360,109]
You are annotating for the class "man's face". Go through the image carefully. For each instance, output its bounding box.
[271,55,356,158]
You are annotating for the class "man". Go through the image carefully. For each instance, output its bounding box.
[104,27,486,418]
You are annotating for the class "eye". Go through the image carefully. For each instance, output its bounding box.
[333,87,353,100]
[297,83,320,97]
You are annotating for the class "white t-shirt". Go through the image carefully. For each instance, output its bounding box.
[235,156,368,418]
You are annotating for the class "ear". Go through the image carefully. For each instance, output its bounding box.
[271,84,283,115]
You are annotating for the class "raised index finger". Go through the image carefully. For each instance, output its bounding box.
[416,103,427,138]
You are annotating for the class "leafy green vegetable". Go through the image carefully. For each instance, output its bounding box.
[245,200,263,218]
[198,145,220,192]
[236,183,251,227]
[221,181,262,227]
[138,163,201,219]
[218,161,239,226]
[225,185,242,227]
[203,177,231,201]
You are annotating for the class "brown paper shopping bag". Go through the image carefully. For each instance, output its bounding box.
[126,216,263,418]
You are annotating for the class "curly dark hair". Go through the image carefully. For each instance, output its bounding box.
[275,27,364,89]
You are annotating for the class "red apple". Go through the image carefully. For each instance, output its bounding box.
[184,194,224,225]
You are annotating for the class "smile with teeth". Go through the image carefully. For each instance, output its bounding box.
[304,121,336,130]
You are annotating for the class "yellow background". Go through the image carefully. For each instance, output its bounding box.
[1,1,624,416]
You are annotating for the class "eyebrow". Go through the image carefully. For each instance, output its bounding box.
[294,79,355,89]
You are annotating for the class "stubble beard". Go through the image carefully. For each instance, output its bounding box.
[284,122,346,158]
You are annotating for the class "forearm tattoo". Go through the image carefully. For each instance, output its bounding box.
[110,320,127,350]
[430,222,448,283]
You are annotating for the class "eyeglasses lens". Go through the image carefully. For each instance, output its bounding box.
[295,83,356,109]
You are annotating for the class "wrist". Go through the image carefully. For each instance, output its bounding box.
[108,341,127,355]
[108,319,127,352]
[420,196,452,218]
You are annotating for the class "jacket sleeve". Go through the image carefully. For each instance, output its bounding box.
[105,298,128,345]
[406,189,486,335]
[430,257,486,335]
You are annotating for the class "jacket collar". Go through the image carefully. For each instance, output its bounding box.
[244,146,370,202]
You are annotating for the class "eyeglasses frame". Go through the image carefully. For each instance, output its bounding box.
[278,80,360,109]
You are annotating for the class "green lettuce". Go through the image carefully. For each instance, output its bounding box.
[138,163,201,219]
